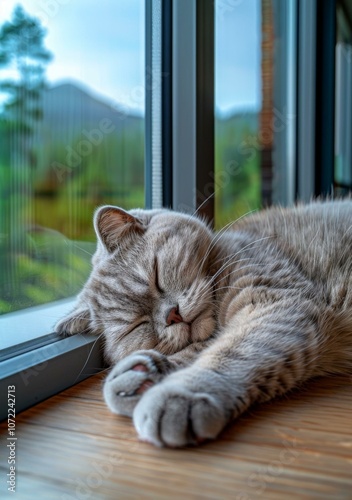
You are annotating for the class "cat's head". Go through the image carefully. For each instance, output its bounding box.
[56,206,217,364]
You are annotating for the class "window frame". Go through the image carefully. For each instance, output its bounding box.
[273,0,337,204]
[314,0,336,196]
[146,0,215,218]
[0,327,103,421]
[0,298,78,352]
[272,0,298,205]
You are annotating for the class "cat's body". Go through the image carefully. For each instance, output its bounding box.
[56,199,352,447]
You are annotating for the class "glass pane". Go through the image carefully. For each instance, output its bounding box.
[0,1,145,316]
[215,0,262,228]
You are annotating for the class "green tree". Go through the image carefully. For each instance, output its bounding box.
[0,6,52,312]
[0,4,52,132]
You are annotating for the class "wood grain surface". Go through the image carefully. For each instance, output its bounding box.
[1,372,351,499]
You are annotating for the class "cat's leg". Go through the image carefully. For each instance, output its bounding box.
[55,306,91,336]
[103,341,211,417]
[133,301,321,447]
[55,293,92,337]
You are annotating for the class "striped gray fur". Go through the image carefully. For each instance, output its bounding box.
[56,199,352,447]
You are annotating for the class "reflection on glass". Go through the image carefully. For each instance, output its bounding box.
[0,1,145,314]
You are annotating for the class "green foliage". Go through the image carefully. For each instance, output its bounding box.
[215,112,261,229]
[33,124,145,240]
[0,117,145,314]
[0,226,95,313]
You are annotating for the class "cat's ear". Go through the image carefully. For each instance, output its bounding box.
[55,308,91,336]
[94,205,145,252]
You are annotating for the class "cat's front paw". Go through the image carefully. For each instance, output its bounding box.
[133,368,230,448]
[55,307,91,337]
[103,350,171,417]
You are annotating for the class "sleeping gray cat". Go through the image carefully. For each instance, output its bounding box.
[56,199,352,447]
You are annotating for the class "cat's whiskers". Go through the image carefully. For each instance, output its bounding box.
[195,220,236,282]
[211,254,250,269]
[188,275,219,308]
[195,209,257,281]
[73,330,106,383]
[214,285,246,293]
[69,241,95,257]
[188,275,212,297]
[188,190,217,222]
[215,262,268,287]
[208,236,274,285]
[195,209,260,282]
[192,259,267,308]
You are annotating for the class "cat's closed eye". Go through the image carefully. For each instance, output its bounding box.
[154,257,164,294]
[121,320,149,339]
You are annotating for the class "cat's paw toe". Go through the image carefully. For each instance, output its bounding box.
[103,351,169,417]
[133,372,229,448]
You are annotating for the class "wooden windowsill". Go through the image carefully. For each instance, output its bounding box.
[1,373,351,498]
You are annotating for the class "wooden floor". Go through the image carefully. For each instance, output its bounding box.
[1,372,351,500]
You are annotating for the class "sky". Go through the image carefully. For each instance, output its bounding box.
[0,0,260,116]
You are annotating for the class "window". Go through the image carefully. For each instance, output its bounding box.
[0,0,145,344]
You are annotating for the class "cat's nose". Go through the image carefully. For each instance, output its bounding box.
[166,306,183,326]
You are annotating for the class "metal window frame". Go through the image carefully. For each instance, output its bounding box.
[145,0,174,210]
[314,0,336,196]
[145,0,163,208]
[146,0,215,220]
[162,0,173,208]
[296,0,317,201]
[335,42,352,190]
[0,334,103,421]
[273,0,337,204]
[0,298,78,352]
[272,0,298,206]
[0,298,104,421]
[172,0,215,222]
[196,0,215,223]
